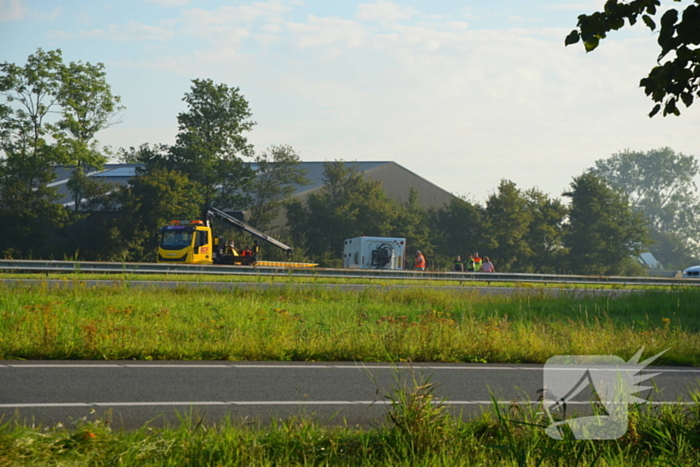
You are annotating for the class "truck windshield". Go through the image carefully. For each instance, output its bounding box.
[160,231,194,250]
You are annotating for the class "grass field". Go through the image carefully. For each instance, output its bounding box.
[3,281,700,465]
[1,271,684,289]
[1,388,699,466]
[1,282,699,365]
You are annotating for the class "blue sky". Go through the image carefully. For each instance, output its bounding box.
[1,0,698,201]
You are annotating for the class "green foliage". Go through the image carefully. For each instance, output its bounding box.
[391,188,435,258]
[592,147,700,267]
[117,167,204,261]
[484,180,534,272]
[431,186,566,273]
[248,145,309,230]
[0,49,122,257]
[523,188,568,273]
[432,197,486,260]
[286,161,398,261]
[563,172,650,275]
[168,78,255,208]
[57,60,123,144]
[117,143,170,166]
[0,49,69,255]
[386,372,451,455]
[55,59,123,211]
[648,229,699,270]
[566,0,700,117]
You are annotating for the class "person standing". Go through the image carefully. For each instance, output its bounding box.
[415,250,426,271]
[481,256,495,273]
[466,254,475,272]
[453,255,464,272]
[472,252,483,272]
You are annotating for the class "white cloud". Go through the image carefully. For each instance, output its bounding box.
[0,0,26,21]
[355,0,420,23]
[46,21,175,42]
[45,29,74,40]
[144,0,190,7]
[446,21,469,30]
[541,2,605,11]
[47,7,61,21]
[107,21,175,41]
[51,1,700,199]
[288,16,367,49]
[178,2,291,50]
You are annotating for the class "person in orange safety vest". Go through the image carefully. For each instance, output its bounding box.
[415,250,426,271]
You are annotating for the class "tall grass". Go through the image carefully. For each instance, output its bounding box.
[1,390,699,466]
[1,283,699,364]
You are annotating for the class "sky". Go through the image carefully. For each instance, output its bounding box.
[1,0,699,202]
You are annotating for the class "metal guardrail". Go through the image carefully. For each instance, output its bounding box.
[1,260,699,287]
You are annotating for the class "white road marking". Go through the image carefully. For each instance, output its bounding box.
[3,363,700,373]
[0,400,695,408]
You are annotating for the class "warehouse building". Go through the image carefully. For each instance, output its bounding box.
[52,161,456,228]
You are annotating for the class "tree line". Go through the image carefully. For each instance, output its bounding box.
[2,49,699,274]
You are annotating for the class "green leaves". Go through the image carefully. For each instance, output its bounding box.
[170,79,256,207]
[248,145,309,230]
[1,48,123,257]
[563,172,650,275]
[564,30,580,46]
[642,14,656,30]
[286,161,401,262]
[566,0,700,117]
[590,147,700,266]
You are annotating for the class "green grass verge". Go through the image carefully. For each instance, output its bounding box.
[1,387,699,466]
[0,271,681,289]
[1,283,699,365]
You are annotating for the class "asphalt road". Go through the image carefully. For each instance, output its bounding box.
[1,362,699,429]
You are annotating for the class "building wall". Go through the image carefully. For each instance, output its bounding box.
[267,161,456,232]
[361,162,456,208]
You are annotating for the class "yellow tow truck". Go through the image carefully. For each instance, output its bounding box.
[156,206,316,267]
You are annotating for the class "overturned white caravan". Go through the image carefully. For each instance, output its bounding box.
[342,236,406,270]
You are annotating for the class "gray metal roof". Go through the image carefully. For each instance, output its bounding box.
[290,161,392,196]
[50,161,395,207]
[51,164,141,207]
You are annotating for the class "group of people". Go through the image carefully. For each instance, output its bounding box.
[453,253,495,273]
[413,250,495,272]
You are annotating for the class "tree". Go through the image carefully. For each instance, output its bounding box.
[432,197,486,261]
[591,148,700,234]
[484,180,534,272]
[0,49,68,255]
[247,145,309,230]
[117,167,204,261]
[391,188,435,259]
[118,143,170,166]
[565,0,700,117]
[286,161,397,263]
[56,59,123,211]
[591,147,700,267]
[168,79,255,208]
[0,49,122,256]
[523,188,568,273]
[563,172,650,275]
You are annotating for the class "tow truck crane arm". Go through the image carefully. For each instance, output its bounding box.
[205,206,293,255]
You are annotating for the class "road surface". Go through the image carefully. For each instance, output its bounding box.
[1,361,698,429]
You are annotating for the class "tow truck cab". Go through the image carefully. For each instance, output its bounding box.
[158,220,214,264]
